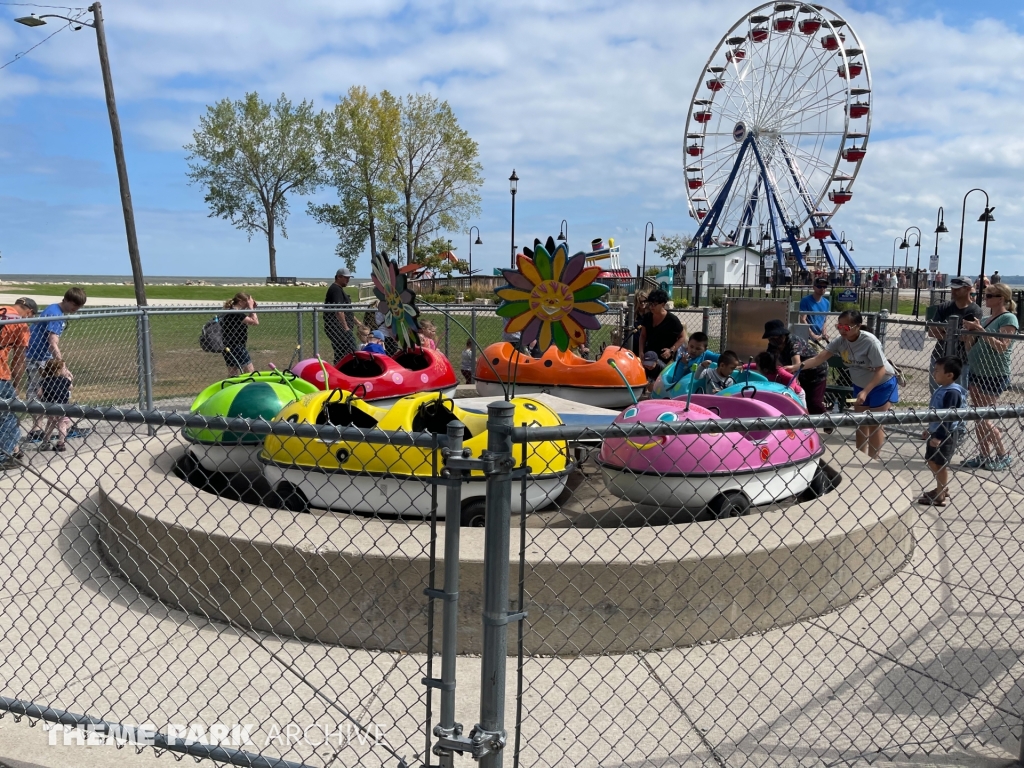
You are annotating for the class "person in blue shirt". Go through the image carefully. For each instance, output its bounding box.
[918,356,968,506]
[665,332,720,387]
[360,329,387,355]
[25,287,86,439]
[799,277,831,343]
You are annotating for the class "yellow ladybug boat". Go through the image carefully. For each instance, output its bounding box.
[260,390,571,523]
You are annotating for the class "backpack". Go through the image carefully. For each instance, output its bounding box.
[199,316,224,353]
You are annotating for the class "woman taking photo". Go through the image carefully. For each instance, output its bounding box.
[961,283,1018,470]
[221,292,259,375]
[801,310,898,459]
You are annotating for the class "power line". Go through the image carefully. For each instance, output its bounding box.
[0,3,87,8]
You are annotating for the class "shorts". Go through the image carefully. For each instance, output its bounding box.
[970,374,1011,397]
[852,376,899,408]
[223,347,252,368]
[925,431,962,467]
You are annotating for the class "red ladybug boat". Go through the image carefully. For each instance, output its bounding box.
[292,348,458,405]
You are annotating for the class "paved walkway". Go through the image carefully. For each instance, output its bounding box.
[0,417,1022,766]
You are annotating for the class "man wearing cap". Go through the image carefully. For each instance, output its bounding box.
[0,297,38,467]
[799,278,832,344]
[928,276,980,393]
[324,268,357,364]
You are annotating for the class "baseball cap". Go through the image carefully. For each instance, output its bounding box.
[813,277,829,287]
[15,297,39,314]
[336,268,353,278]
[371,330,385,340]
[643,351,659,368]
[949,276,972,289]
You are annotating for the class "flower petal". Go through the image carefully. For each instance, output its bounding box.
[571,284,609,302]
[551,321,571,352]
[551,242,568,281]
[496,300,531,318]
[567,267,603,294]
[537,321,553,352]
[504,312,535,334]
[496,287,533,302]
[561,253,587,286]
[501,271,534,291]
[520,317,542,346]
[517,255,542,287]
[569,309,602,330]
[534,245,553,281]
[571,300,609,316]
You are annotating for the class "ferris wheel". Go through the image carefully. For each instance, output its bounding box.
[683,2,870,270]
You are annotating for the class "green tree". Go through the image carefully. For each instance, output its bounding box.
[393,94,483,264]
[308,87,401,270]
[185,92,319,280]
[652,233,693,267]
[414,238,468,278]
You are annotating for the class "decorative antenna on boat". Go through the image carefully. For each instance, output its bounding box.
[371,249,421,350]
[607,359,639,405]
[496,236,610,400]
[683,363,699,411]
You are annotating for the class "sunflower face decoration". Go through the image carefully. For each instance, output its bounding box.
[371,250,420,350]
[496,237,609,352]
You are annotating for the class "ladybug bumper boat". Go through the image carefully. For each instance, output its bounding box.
[596,393,826,517]
[474,343,645,409]
[184,371,319,473]
[260,391,571,523]
[292,347,458,406]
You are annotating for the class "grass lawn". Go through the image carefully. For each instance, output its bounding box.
[57,305,625,407]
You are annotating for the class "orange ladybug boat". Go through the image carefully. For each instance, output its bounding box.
[474,342,645,408]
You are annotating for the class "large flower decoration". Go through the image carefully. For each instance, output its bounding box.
[496,237,609,352]
[371,250,421,349]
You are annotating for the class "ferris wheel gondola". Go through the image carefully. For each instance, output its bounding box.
[682,2,871,272]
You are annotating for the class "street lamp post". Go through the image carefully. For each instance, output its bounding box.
[16,3,147,306]
[641,222,656,289]
[978,205,995,287]
[923,208,947,317]
[956,188,991,277]
[391,226,400,264]
[509,171,518,269]
[468,226,481,289]
[900,226,921,315]
[557,219,568,248]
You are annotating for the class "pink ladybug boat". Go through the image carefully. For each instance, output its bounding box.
[597,393,825,516]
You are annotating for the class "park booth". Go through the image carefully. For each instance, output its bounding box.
[683,245,762,287]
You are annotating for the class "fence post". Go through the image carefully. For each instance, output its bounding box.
[135,312,146,410]
[945,315,960,359]
[625,298,634,350]
[473,400,516,768]
[701,307,710,337]
[140,309,155,434]
[875,308,888,349]
[431,420,466,768]
[445,308,450,359]
[471,308,477,370]
[312,307,320,359]
[296,303,304,360]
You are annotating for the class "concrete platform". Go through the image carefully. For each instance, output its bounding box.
[0,421,1022,767]
[97,437,912,655]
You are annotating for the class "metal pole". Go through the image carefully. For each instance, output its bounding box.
[471,308,477,370]
[913,241,922,318]
[979,212,991,285]
[296,303,303,359]
[433,420,466,768]
[474,400,515,768]
[445,310,450,359]
[91,2,146,307]
[701,307,710,337]
[312,308,320,359]
[141,309,155,432]
[135,313,145,410]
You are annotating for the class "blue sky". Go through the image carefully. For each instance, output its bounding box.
[1,0,1023,279]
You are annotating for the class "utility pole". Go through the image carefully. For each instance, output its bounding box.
[91,3,147,306]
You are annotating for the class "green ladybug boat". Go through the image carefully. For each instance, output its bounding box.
[184,371,318,473]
